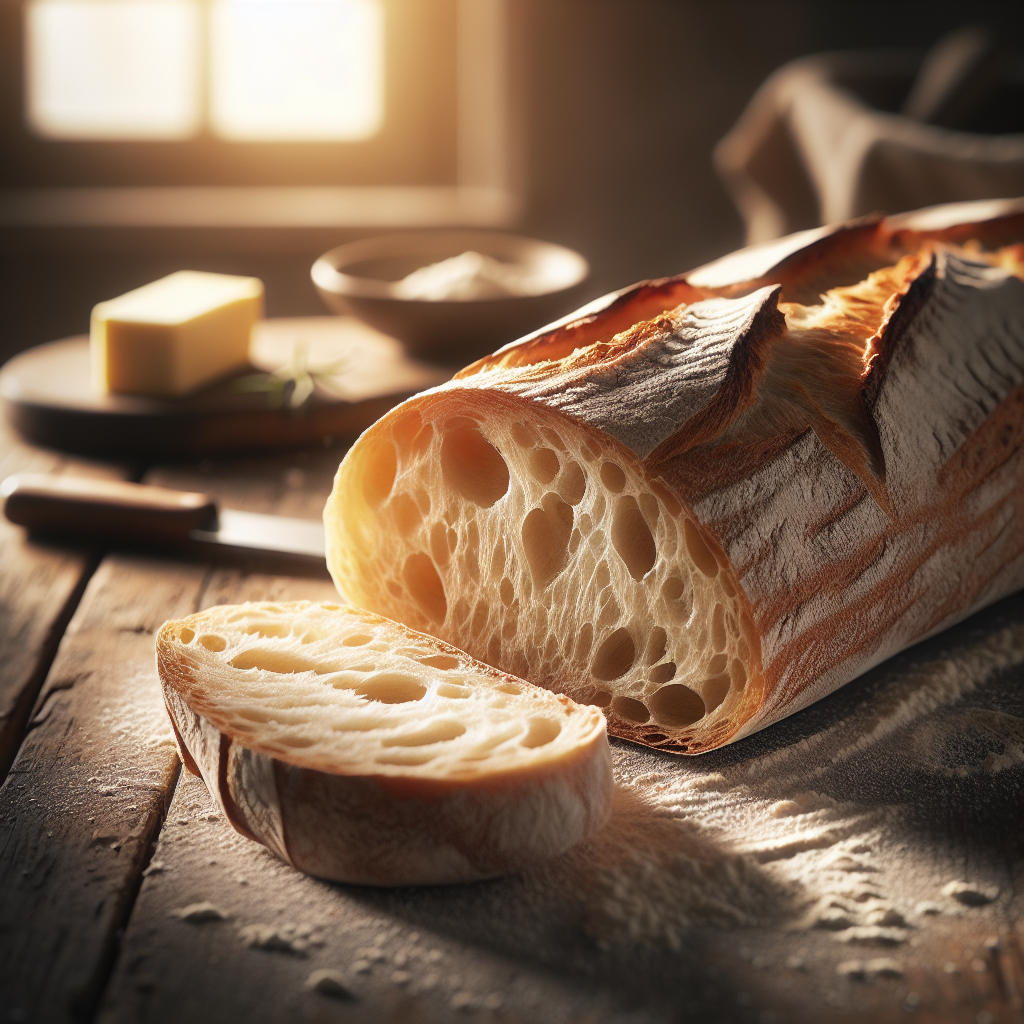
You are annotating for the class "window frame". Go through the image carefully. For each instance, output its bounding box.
[0,0,517,228]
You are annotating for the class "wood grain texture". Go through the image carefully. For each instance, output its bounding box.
[0,449,342,1023]
[0,556,201,1024]
[0,418,128,780]
[99,594,1023,1024]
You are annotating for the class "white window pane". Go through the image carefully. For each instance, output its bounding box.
[210,0,383,142]
[26,0,202,140]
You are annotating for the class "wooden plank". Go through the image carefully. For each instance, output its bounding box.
[0,418,129,779]
[0,555,203,1024]
[0,448,344,1023]
[98,583,1023,1024]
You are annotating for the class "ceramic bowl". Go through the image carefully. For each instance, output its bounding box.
[311,230,589,364]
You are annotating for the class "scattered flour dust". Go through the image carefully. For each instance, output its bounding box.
[97,668,178,752]
[528,617,1022,950]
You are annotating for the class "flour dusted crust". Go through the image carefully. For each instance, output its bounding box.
[157,601,613,885]
[325,198,1024,754]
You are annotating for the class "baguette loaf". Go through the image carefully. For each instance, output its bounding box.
[157,601,613,884]
[325,198,1024,754]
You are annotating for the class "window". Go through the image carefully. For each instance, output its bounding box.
[1,0,515,228]
[27,0,384,143]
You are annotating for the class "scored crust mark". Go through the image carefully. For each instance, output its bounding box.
[462,202,1023,390]
[326,203,1023,756]
[156,601,613,885]
[326,392,763,754]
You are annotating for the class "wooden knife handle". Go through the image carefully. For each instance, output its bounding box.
[1,473,218,543]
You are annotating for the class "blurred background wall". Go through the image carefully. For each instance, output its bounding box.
[1,0,1021,366]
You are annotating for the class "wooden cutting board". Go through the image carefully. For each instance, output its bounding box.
[0,317,449,460]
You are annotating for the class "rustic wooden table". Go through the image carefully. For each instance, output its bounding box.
[0,413,1021,1024]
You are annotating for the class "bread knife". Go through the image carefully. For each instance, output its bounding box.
[1,473,326,562]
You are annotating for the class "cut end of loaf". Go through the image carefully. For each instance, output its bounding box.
[157,601,613,885]
[326,394,763,754]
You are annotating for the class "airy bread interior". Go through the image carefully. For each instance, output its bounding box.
[326,397,761,754]
[325,236,1024,754]
[159,600,608,779]
[157,601,614,884]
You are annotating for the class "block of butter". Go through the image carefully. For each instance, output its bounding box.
[91,271,264,397]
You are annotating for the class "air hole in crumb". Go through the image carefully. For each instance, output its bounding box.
[437,682,471,699]
[490,543,506,577]
[541,427,567,451]
[559,462,587,505]
[529,448,560,483]
[648,684,706,727]
[684,520,719,577]
[342,634,373,647]
[611,696,650,723]
[500,578,515,607]
[403,554,447,624]
[441,424,509,507]
[590,689,612,708]
[496,682,521,695]
[510,422,536,448]
[575,622,594,660]
[611,495,657,580]
[321,603,341,611]
[600,462,626,492]
[649,662,676,684]
[279,735,315,748]
[178,626,195,644]
[592,628,636,681]
[381,720,466,747]
[242,621,289,639]
[430,522,450,567]
[198,634,227,652]
[521,717,561,748]
[522,493,573,588]
[410,422,434,457]
[703,674,731,712]
[363,436,397,509]
[391,409,424,448]
[708,653,728,675]
[645,627,667,665]
[721,575,736,598]
[651,479,682,516]
[355,673,426,704]
[730,659,747,687]
[417,654,460,670]
[391,492,422,537]
[639,493,660,526]
[231,649,315,673]
[711,604,727,652]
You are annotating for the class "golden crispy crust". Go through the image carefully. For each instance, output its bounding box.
[326,199,1024,753]
[157,603,614,883]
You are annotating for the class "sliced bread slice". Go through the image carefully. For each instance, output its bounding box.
[156,600,613,885]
